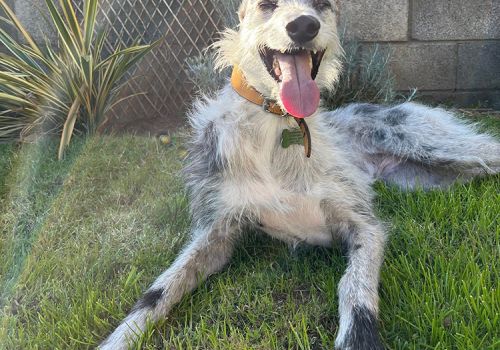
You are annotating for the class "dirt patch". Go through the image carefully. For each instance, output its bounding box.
[106,111,187,136]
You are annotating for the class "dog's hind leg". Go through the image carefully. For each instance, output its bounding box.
[99,224,238,350]
[325,205,386,350]
[329,102,500,189]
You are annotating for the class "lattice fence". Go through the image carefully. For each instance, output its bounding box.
[73,0,230,132]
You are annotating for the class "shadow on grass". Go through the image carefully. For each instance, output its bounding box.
[0,138,86,306]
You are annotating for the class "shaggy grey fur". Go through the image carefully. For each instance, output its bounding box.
[330,102,500,189]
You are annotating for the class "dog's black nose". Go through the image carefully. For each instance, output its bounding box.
[286,15,321,44]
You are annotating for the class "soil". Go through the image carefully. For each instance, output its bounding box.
[107,111,187,136]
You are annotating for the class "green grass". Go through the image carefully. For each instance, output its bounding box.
[0,123,498,349]
[476,115,500,136]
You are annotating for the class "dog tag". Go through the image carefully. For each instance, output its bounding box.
[281,128,304,148]
[280,118,312,158]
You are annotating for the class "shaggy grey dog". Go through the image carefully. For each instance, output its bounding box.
[101,1,499,349]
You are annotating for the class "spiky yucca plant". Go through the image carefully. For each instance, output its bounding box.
[0,0,156,158]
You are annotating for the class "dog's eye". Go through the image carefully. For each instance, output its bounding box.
[259,0,278,11]
[314,0,332,11]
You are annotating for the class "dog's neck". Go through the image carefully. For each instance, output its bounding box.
[230,66,312,158]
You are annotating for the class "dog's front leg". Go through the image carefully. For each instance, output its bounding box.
[100,224,238,350]
[333,216,386,350]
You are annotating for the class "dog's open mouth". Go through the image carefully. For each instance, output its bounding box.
[260,47,326,118]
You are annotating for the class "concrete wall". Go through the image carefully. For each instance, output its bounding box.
[341,0,500,108]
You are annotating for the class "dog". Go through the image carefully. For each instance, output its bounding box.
[100,1,500,349]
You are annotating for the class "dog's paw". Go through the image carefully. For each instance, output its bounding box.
[334,306,384,350]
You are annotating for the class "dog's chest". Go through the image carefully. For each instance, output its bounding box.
[221,137,335,247]
[258,191,333,247]
[215,111,347,246]
[220,173,332,246]
[260,153,333,246]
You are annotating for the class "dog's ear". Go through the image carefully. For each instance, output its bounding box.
[238,0,249,22]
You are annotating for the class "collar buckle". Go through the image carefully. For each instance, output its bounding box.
[262,98,275,113]
[263,98,288,117]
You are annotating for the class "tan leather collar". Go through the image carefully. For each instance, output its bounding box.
[230,65,312,158]
[231,65,288,116]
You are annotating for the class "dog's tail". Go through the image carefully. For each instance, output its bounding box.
[327,102,500,189]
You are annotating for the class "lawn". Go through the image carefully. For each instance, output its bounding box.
[0,116,498,350]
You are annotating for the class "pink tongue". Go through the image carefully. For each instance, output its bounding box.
[277,52,320,118]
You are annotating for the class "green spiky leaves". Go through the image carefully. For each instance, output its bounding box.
[0,0,157,159]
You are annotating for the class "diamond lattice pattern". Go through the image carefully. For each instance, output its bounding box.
[75,0,225,131]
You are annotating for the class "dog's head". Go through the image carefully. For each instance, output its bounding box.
[216,0,342,118]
